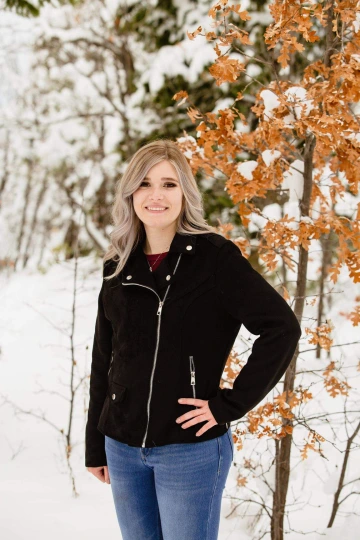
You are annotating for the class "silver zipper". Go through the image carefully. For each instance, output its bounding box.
[108,352,114,377]
[189,355,196,398]
[122,254,182,447]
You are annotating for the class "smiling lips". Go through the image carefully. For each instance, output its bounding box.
[145,206,168,213]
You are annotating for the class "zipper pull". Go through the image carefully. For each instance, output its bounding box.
[190,371,195,385]
[157,301,163,316]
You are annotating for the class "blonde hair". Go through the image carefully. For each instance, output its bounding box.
[103,138,217,280]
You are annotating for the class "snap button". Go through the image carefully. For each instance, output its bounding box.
[126,275,132,280]
[186,245,192,250]
[112,393,116,400]
[166,275,171,281]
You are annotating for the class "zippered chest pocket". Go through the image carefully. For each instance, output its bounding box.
[189,355,196,399]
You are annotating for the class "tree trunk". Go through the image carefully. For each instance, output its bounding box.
[272,133,316,540]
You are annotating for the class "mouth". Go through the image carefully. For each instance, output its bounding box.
[145,206,169,213]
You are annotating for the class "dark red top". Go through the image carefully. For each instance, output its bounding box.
[145,251,168,272]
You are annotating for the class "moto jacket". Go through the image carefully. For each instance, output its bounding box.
[85,231,302,467]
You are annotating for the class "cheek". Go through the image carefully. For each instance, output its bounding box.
[170,190,184,209]
[132,192,144,212]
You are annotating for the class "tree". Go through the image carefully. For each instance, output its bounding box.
[1,0,249,267]
[2,0,75,18]
[174,1,360,538]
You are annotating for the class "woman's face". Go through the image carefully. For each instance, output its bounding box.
[132,160,184,230]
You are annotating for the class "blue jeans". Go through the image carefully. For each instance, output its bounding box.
[104,427,234,540]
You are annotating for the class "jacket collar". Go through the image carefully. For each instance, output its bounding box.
[121,232,197,294]
[130,230,197,258]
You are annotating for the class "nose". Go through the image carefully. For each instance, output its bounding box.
[148,186,164,200]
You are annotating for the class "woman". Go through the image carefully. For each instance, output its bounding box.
[85,139,302,540]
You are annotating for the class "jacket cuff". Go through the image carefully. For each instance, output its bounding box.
[85,423,107,467]
[85,452,107,468]
[207,388,246,425]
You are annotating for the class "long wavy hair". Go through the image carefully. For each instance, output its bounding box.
[103,138,218,281]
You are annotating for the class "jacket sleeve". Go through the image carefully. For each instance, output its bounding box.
[85,262,113,467]
[207,240,302,425]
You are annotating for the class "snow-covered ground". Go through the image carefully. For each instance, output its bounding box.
[1,254,359,539]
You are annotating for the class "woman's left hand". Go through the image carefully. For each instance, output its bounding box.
[176,398,218,436]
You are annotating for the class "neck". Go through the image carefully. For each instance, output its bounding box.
[143,225,176,255]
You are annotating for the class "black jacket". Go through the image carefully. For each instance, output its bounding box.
[85,232,301,467]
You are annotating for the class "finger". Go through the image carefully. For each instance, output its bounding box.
[177,407,207,424]
[196,421,216,437]
[104,466,111,484]
[182,413,217,430]
[99,471,106,483]
[94,468,105,483]
[180,413,209,429]
[178,398,205,407]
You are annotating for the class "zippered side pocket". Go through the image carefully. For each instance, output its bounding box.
[189,355,196,399]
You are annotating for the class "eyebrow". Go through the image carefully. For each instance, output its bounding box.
[143,176,179,182]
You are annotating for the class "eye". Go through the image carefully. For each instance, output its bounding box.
[138,181,178,188]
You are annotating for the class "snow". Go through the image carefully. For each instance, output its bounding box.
[1,241,359,540]
[246,63,262,78]
[282,86,314,126]
[145,38,216,94]
[282,159,305,203]
[260,87,314,126]
[237,160,258,180]
[212,97,234,113]
[1,1,360,538]
[353,11,360,34]
[261,149,281,167]
[260,89,281,121]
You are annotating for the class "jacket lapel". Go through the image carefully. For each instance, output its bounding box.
[121,232,197,295]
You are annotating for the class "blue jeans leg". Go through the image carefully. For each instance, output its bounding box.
[105,428,233,540]
[105,435,163,540]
